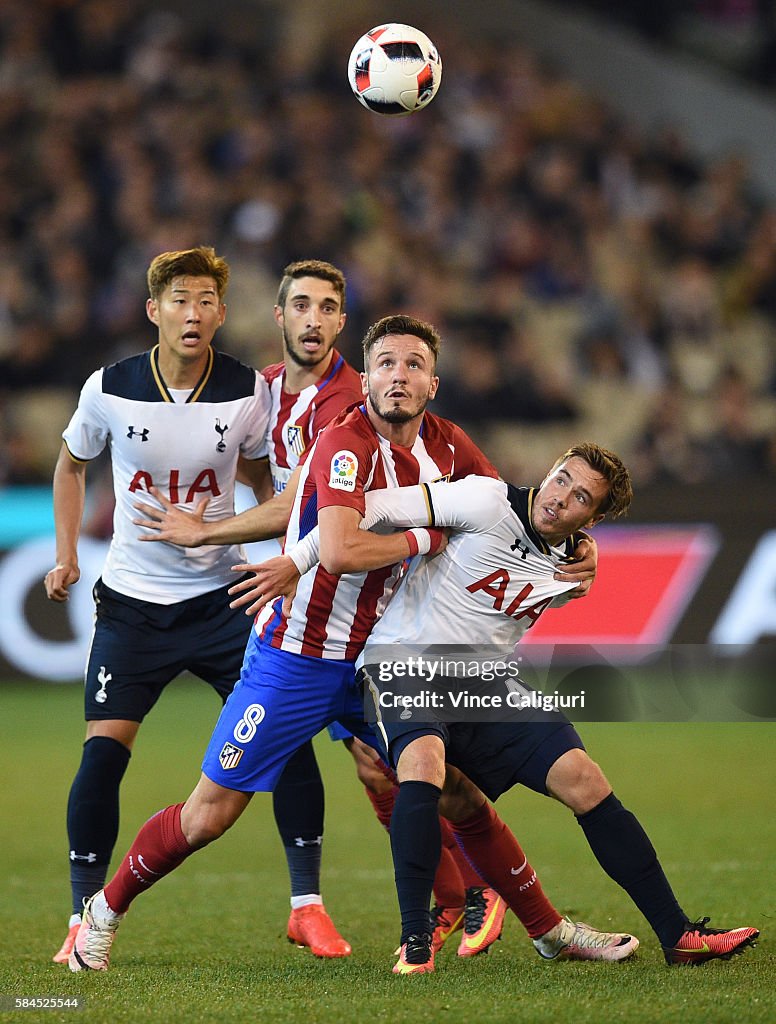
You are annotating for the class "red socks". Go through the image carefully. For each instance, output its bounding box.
[452,803,561,938]
[434,818,466,907]
[441,816,486,890]
[104,803,191,914]
[363,784,397,833]
[363,782,487,908]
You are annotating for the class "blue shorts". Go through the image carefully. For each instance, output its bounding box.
[326,721,354,742]
[202,632,379,792]
[84,578,252,721]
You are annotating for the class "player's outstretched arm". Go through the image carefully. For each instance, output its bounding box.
[44,444,86,602]
[553,533,597,598]
[133,468,301,547]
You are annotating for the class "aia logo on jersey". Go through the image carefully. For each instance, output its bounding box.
[128,469,222,503]
[330,450,358,491]
[286,424,305,458]
[127,426,149,442]
[214,419,229,452]
[466,572,554,627]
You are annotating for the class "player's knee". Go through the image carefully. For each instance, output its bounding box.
[396,735,445,788]
[181,808,229,849]
[180,783,248,848]
[438,767,483,822]
[546,749,611,815]
[356,759,393,793]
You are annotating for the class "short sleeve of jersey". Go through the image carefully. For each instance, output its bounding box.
[62,369,109,461]
[449,424,499,480]
[240,371,271,461]
[310,420,373,515]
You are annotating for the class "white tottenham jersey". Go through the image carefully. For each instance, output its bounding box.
[360,475,581,650]
[63,346,270,603]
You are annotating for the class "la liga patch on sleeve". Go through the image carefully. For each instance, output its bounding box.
[329,450,358,491]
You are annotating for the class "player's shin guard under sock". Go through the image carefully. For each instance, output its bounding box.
[66,736,131,914]
[441,816,485,890]
[577,792,686,947]
[391,781,442,941]
[433,817,467,907]
[103,803,191,914]
[452,803,561,938]
[273,741,324,898]
[364,783,397,832]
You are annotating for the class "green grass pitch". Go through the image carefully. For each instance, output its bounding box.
[1,678,773,1024]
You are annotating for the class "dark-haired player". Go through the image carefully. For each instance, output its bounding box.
[45,248,351,962]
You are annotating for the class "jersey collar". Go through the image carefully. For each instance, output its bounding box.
[150,345,214,403]
[506,484,578,559]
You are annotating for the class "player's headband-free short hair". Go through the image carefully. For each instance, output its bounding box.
[551,442,633,519]
[362,315,442,368]
[276,260,347,312]
[146,247,229,301]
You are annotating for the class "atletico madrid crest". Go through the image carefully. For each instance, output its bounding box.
[219,742,244,770]
[286,424,305,458]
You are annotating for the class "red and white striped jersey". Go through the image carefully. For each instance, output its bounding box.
[261,351,362,495]
[256,404,497,660]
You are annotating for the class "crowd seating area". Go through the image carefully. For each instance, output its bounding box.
[1,0,775,488]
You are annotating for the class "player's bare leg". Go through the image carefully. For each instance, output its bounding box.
[69,776,251,971]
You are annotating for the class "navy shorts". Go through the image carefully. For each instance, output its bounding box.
[359,667,586,801]
[83,577,253,721]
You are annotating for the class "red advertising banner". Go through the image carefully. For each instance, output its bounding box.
[523,526,720,652]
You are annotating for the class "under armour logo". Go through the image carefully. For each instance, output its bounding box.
[293,836,323,847]
[510,539,529,559]
[70,851,98,863]
[127,426,149,442]
[215,418,229,452]
[95,665,112,704]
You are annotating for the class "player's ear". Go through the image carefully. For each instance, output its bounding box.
[585,513,606,530]
[337,311,347,335]
[146,298,159,326]
[360,371,369,396]
[218,302,227,326]
[273,304,284,329]
[428,375,440,400]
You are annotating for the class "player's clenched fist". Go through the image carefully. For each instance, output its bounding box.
[44,562,80,602]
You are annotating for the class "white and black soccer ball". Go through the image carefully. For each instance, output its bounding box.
[347,23,442,116]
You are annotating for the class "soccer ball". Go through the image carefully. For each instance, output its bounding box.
[347,23,442,116]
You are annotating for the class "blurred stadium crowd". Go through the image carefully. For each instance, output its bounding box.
[1,0,775,492]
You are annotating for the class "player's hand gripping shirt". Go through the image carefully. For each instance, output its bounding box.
[361,475,582,648]
[62,347,270,603]
[256,405,497,660]
[262,351,362,495]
